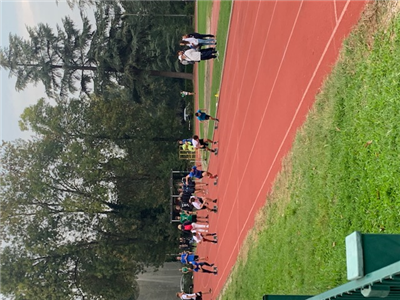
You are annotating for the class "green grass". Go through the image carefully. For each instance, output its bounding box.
[219,2,400,300]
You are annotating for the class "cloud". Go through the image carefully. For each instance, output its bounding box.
[14,2,36,39]
[12,1,80,38]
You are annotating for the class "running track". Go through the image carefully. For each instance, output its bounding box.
[194,1,367,299]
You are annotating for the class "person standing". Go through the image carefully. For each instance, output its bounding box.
[181,37,216,48]
[191,135,217,154]
[190,261,218,275]
[192,232,218,244]
[176,210,208,224]
[185,32,215,39]
[180,91,195,97]
[178,48,218,63]
[178,221,209,233]
[176,251,208,264]
[176,289,212,300]
[189,195,217,213]
[185,166,217,185]
[180,262,217,275]
[195,109,219,122]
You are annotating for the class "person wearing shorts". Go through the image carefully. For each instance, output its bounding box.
[191,135,217,154]
[192,232,218,244]
[195,109,219,122]
[189,196,217,213]
[185,166,217,185]
[180,262,217,275]
[178,221,209,234]
[176,251,207,264]
[189,261,217,275]
[176,211,208,224]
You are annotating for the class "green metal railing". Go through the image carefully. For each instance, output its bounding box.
[307,260,400,300]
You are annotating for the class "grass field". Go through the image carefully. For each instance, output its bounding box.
[217,2,400,299]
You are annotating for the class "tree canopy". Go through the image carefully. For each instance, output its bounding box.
[1,93,187,299]
[1,1,195,298]
[0,1,193,100]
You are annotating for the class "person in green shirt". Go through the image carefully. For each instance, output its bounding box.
[176,211,208,224]
[180,266,193,273]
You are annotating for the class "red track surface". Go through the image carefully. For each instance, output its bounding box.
[194,1,367,299]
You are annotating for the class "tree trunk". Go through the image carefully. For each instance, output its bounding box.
[23,64,194,81]
[148,70,193,80]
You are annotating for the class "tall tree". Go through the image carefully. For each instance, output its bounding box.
[1,243,141,299]
[0,2,192,100]
[0,94,181,298]
[0,16,95,98]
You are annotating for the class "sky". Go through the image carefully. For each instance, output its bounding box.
[0,0,93,141]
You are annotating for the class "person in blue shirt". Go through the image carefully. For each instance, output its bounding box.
[190,261,217,275]
[176,251,207,264]
[195,109,219,122]
[178,139,193,147]
[185,166,217,185]
[180,262,217,275]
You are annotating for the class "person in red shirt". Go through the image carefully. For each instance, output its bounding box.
[178,221,209,233]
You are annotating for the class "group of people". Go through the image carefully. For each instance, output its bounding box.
[178,108,220,154]
[178,32,218,65]
[175,177,218,299]
[174,31,221,300]
[179,134,218,154]
[175,173,218,215]
[174,170,221,299]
